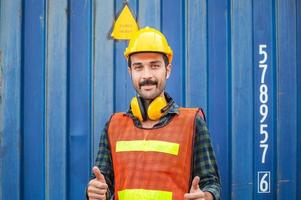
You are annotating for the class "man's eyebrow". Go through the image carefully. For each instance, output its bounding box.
[132,60,162,66]
[132,62,143,66]
[150,60,162,64]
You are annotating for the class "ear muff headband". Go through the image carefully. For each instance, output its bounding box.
[137,96,147,121]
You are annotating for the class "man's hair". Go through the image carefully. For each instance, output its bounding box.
[127,53,169,68]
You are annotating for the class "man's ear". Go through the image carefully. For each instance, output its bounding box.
[128,67,132,76]
[166,64,172,79]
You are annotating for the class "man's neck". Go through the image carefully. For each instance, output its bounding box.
[143,99,151,109]
[141,119,158,128]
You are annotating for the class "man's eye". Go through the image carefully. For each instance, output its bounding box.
[134,65,142,70]
[151,65,160,69]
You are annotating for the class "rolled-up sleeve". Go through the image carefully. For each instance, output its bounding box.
[193,114,221,200]
[90,122,114,199]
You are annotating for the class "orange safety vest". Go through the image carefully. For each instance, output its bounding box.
[108,108,200,200]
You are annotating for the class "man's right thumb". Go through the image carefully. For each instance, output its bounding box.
[190,176,200,192]
[92,166,105,182]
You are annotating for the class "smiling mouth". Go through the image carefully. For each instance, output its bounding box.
[139,83,158,89]
[141,84,156,90]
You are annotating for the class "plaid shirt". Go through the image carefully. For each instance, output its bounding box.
[92,101,221,200]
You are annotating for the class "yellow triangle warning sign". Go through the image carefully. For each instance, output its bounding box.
[111,4,139,40]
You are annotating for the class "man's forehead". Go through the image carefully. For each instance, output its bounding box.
[130,52,164,62]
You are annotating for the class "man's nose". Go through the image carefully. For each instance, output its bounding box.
[141,66,152,79]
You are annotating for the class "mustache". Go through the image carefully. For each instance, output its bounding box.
[139,79,158,88]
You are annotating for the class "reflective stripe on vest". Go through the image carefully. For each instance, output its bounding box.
[116,140,180,155]
[108,108,200,200]
[118,189,172,200]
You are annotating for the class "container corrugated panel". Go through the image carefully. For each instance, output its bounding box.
[0,0,300,199]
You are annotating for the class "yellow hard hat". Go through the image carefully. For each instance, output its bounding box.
[124,27,173,63]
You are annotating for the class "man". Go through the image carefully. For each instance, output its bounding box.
[87,27,221,200]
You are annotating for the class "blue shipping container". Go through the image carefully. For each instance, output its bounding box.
[0,0,300,199]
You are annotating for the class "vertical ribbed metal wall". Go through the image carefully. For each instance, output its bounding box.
[0,0,300,199]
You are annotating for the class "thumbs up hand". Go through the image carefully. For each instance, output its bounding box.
[93,166,106,182]
[184,176,214,200]
[87,166,108,200]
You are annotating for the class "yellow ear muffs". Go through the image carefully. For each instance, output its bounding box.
[130,96,147,122]
[130,95,172,122]
[147,96,167,121]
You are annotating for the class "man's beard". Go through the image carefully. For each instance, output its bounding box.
[136,79,163,100]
